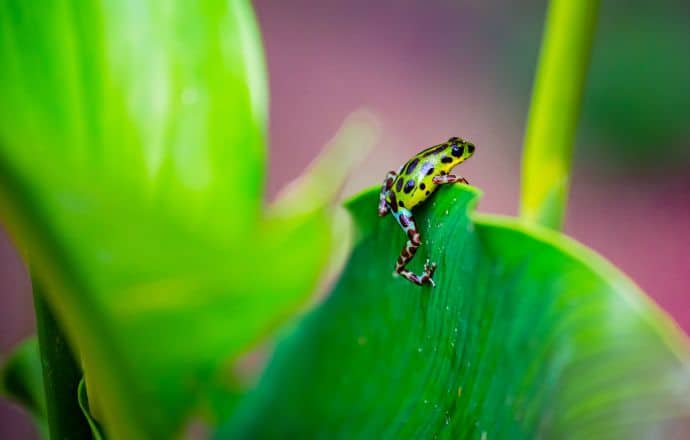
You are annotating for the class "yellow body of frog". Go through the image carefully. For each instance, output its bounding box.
[377,137,475,287]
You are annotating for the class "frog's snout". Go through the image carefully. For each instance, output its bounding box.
[467,142,475,155]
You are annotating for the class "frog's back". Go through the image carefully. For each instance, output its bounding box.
[389,145,445,210]
[387,138,474,211]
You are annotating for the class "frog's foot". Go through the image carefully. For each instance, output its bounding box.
[424,259,437,287]
[396,259,437,287]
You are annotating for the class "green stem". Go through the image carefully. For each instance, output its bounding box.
[520,0,600,230]
[33,277,93,439]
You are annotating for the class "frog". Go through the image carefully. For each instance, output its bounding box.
[377,136,475,287]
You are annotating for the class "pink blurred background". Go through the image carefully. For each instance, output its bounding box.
[2,1,689,437]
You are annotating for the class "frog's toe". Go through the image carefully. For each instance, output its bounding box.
[424,259,437,274]
[423,259,437,287]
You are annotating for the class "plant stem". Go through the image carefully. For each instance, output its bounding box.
[33,277,93,439]
[520,0,600,230]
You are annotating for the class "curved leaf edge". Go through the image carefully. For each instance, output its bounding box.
[475,213,690,363]
[346,185,690,364]
[78,379,106,440]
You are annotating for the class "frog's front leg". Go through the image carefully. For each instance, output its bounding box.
[432,174,469,185]
[393,208,437,287]
[378,171,397,216]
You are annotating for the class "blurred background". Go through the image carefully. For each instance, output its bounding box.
[2,0,689,437]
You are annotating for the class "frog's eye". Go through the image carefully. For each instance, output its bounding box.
[451,143,464,158]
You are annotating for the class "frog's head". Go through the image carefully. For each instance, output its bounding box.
[447,137,475,162]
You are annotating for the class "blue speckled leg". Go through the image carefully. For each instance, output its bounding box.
[392,208,436,287]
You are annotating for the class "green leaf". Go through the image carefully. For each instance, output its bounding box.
[0,1,341,437]
[1,338,46,425]
[223,185,690,438]
[78,379,106,440]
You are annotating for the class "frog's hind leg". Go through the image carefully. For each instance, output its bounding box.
[393,208,437,287]
[378,171,397,216]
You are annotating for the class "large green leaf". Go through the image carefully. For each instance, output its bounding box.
[0,1,340,437]
[223,185,690,438]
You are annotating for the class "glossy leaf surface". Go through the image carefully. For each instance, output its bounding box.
[225,186,690,438]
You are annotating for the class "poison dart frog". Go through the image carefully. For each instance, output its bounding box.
[378,137,475,287]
